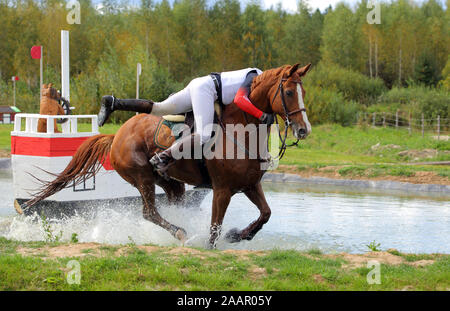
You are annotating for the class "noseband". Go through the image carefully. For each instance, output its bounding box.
[270,78,306,159]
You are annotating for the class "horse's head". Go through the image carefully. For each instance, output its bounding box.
[40,83,71,123]
[41,83,61,101]
[255,64,312,140]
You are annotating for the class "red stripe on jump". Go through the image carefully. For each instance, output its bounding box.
[11,136,90,157]
[11,136,116,171]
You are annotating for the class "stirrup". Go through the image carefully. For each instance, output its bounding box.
[150,153,173,180]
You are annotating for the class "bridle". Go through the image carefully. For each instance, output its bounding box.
[271,78,305,160]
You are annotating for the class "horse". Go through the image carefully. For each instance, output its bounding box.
[22,63,311,248]
[37,83,71,133]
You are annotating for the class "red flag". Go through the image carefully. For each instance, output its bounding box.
[11,76,19,81]
[30,46,42,59]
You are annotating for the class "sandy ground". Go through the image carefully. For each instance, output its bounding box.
[15,243,437,270]
[0,150,10,158]
[276,165,450,186]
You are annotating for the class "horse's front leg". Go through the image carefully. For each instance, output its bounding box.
[225,182,271,243]
[208,188,232,249]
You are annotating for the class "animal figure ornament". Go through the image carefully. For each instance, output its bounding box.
[37,83,71,133]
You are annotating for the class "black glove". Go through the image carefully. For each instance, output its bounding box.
[259,112,275,125]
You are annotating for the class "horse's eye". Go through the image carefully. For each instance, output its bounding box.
[286,90,294,97]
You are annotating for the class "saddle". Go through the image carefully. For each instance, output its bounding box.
[153,102,222,150]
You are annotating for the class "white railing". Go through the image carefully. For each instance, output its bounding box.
[13,113,99,135]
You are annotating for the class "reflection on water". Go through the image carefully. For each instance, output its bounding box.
[0,170,449,254]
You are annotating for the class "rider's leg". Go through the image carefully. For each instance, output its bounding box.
[152,87,192,116]
[190,77,216,145]
[149,77,216,177]
[98,96,154,126]
[98,87,192,126]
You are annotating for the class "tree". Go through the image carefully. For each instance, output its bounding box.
[241,1,272,69]
[282,1,323,66]
[320,3,362,71]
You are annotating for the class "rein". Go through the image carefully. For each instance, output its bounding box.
[271,78,304,160]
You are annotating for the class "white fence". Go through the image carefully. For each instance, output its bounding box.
[13,113,99,136]
[357,111,450,139]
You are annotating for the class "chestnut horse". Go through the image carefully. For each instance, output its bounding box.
[22,63,311,248]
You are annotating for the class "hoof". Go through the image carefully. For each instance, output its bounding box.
[175,228,187,242]
[205,242,216,250]
[14,200,23,215]
[225,228,242,243]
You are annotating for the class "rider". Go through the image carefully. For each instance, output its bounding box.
[97,68,274,176]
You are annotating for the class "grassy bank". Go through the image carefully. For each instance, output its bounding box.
[1,122,449,182]
[0,238,448,291]
[279,124,449,181]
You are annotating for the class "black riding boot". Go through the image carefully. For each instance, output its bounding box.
[98,95,154,126]
[150,134,200,180]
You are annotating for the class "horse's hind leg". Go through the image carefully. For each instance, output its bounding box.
[225,182,271,243]
[137,176,187,241]
[155,175,185,204]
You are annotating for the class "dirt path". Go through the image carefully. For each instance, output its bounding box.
[15,243,438,269]
[276,165,450,186]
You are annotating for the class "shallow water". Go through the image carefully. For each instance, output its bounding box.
[0,170,449,254]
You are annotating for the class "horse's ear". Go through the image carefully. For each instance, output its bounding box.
[297,63,312,77]
[287,63,300,77]
[48,83,53,88]
[43,84,47,89]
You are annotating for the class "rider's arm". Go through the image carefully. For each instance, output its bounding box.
[233,71,264,119]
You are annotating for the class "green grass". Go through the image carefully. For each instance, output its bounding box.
[2,122,449,179]
[278,124,450,178]
[0,238,448,291]
[0,124,13,151]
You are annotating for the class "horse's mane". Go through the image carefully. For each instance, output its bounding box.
[250,65,289,99]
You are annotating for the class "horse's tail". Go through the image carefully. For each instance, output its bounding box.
[21,134,115,211]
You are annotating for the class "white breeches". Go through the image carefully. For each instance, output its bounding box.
[152,76,217,144]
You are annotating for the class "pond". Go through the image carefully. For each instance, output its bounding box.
[0,169,449,254]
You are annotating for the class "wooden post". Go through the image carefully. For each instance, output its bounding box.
[40,46,43,99]
[408,112,411,135]
[395,110,399,129]
[437,115,440,140]
[421,113,424,138]
[372,112,376,127]
[61,31,70,102]
[382,112,386,128]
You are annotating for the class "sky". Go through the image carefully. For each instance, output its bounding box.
[259,0,358,12]
[96,0,446,13]
[97,0,360,13]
